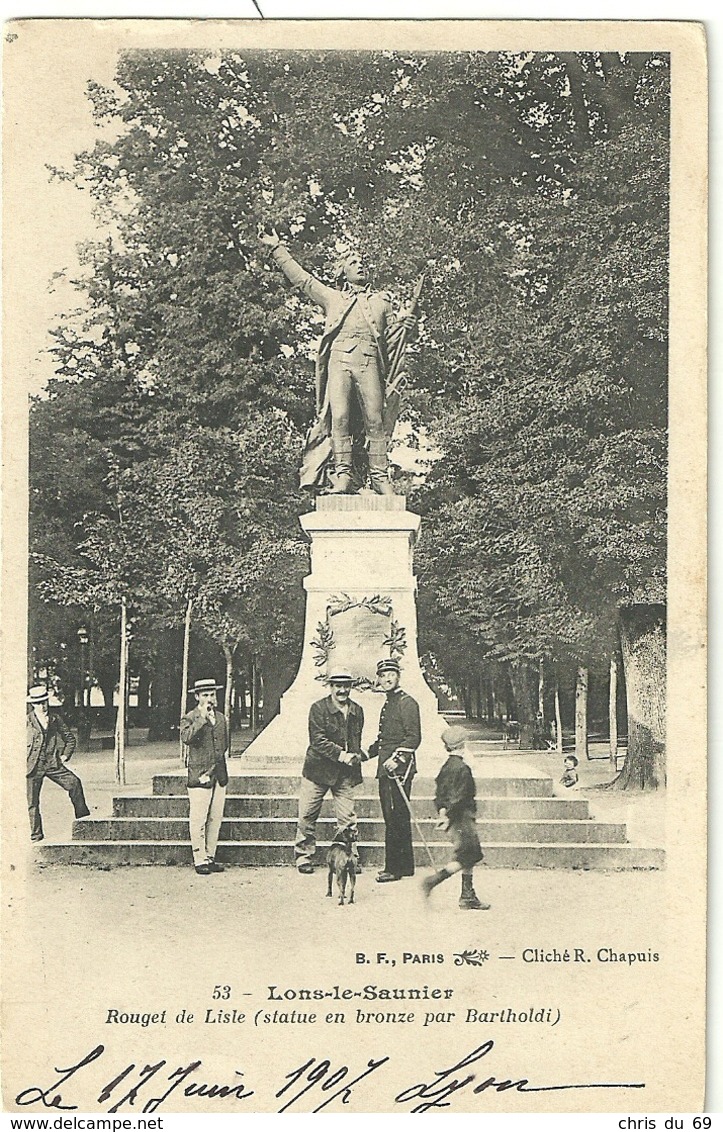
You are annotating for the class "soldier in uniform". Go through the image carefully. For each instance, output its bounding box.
[259,226,416,494]
[363,658,421,883]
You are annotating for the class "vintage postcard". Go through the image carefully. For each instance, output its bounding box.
[1,18,708,1116]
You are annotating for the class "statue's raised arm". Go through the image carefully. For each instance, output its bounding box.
[261,226,418,497]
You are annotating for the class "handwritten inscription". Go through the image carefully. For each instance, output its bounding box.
[395,1042,645,1113]
[14,1040,645,1114]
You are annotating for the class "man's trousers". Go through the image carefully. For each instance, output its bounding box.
[27,764,90,842]
[378,774,415,877]
[295,776,358,867]
[188,781,227,867]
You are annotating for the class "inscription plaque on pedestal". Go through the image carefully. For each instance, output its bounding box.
[325,605,391,685]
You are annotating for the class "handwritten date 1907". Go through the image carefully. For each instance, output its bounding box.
[276,1054,389,1112]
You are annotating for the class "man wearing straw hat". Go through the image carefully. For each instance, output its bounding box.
[259,226,418,495]
[295,671,364,874]
[180,678,230,876]
[26,684,90,842]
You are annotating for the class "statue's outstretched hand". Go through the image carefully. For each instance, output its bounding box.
[258,223,281,248]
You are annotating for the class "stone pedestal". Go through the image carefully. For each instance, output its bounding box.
[242,495,444,776]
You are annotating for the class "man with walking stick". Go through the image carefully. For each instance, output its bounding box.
[362,658,421,883]
[259,225,420,495]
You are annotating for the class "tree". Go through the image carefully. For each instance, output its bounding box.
[32,49,668,783]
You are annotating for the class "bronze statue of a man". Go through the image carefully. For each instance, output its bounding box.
[260,227,416,495]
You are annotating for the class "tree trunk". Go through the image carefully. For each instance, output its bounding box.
[614,604,666,791]
[470,678,480,722]
[179,599,192,762]
[222,644,236,734]
[247,660,255,731]
[575,665,589,761]
[148,630,177,741]
[237,667,248,722]
[114,597,127,786]
[609,654,619,768]
[461,682,472,720]
[554,680,564,754]
[486,677,495,724]
[252,660,262,732]
[538,658,545,717]
[87,630,95,710]
[510,661,537,748]
[27,602,36,686]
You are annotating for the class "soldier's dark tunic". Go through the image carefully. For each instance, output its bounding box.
[367,689,421,877]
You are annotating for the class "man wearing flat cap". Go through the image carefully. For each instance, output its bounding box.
[26,684,90,842]
[295,672,364,874]
[363,658,421,883]
[180,678,230,875]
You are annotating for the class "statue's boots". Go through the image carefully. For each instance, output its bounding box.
[368,437,395,496]
[459,872,490,911]
[330,435,354,494]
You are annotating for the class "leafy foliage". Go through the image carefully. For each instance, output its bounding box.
[30,49,668,747]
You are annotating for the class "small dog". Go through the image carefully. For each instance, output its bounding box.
[326,826,358,906]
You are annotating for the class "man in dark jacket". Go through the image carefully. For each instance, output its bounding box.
[295,672,364,874]
[180,678,230,875]
[421,725,490,910]
[26,684,90,842]
[363,658,421,883]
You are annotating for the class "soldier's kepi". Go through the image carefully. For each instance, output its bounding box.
[259,225,419,495]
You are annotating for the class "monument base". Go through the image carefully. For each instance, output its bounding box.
[242,494,445,777]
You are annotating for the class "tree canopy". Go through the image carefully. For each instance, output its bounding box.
[30,49,668,771]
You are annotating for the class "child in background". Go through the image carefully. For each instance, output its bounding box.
[560,754,579,788]
[421,725,490,910]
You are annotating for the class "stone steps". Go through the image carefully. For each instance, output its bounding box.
[113,795,593,820]
[72,816,628,845]
[36,770,664,871]
[37,840,664,870]
[151,774,556,798]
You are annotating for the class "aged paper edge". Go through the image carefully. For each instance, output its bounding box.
[1,17,708,1113]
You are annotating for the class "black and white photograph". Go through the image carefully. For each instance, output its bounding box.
[1,17,707,1115]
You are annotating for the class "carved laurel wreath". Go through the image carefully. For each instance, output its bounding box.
[311,592,407,689]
